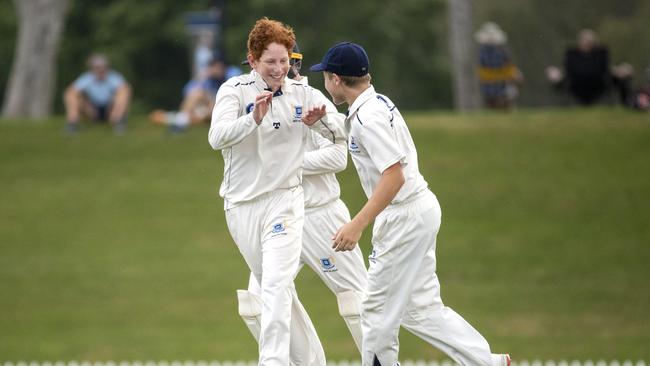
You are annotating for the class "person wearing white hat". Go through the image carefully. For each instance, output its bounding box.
[474,22,522,109]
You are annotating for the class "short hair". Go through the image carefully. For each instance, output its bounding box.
[326,72,372,87]
[208,58,226,66]
[87,53,109,68]
[577,29,598,45]
[247,17,295,61]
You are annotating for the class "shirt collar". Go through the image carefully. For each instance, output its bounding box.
[251,70,291,97]
[347,85,376,119]
[296,76,309,86]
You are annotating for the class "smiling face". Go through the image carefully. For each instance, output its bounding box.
[249,42,290,91]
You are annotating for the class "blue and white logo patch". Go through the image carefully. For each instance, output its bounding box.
[320,257,338,272]
[271,222,285,234]
[293,105,303,122]
[349,136,360,154]
[245,102,254,114]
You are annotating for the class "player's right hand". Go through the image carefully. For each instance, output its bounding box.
[332,221,362,252]
[253,91,273,125]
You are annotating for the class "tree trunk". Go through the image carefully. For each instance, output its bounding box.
[2,0,69,119]
[448,0,480,111]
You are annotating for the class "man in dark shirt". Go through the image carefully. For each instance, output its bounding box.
[564,30,609,104]
[546,29,632,105]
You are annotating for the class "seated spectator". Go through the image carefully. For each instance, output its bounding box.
[545,29,633,105]
[474,22,523,109]
[149,58,227,131]
[64,54,131,134]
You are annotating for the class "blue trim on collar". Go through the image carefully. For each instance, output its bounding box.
[264,87,283,97]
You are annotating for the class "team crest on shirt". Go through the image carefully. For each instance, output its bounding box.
[292,105,303,122]
[349,136,361,154]
[245,103,254,114]
[320,257,338,273]
[272,121,281,129]
[271,222,287,237]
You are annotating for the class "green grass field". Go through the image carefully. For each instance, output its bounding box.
[1,108,649,362]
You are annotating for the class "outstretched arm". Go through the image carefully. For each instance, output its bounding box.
[302,87,347,143]
[332,162,404,251]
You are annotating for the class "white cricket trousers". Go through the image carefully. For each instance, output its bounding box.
[302,199,367,295]
[226,187,305,366]
[246,198,368,361]
[363,189,494,366]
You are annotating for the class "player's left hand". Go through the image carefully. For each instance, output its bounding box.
[302,105,326,126]
[332,221,362,252]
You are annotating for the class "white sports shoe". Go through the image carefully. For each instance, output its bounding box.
[492,353,511,366]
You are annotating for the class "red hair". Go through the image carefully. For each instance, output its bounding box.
[247,17,295,61]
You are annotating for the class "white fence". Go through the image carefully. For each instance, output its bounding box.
[2,361,647,366]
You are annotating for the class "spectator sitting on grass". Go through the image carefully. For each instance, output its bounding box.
[149,58,227,131]
[63,54,131,134]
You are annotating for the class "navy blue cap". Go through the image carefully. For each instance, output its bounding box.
[309,42,369,76]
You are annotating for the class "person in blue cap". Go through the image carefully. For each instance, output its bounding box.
[310,42,511,366]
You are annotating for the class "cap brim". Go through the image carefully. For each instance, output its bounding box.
[309,63,327,72]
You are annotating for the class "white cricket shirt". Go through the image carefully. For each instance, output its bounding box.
[209,70,344,209]
[298,77,348,208]
[345,85,428,204]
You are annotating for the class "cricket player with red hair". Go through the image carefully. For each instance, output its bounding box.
[208,18,343,365]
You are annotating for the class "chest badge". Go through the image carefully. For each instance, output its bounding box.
[349,136,361,153]
[293,105,303,122]
[272,121,281,129]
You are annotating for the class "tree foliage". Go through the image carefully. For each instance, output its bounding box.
[1,0,449,113]
[0,0,17,106]
[475,0,650,106]
[223,0,450,109]
[57,0,207,112]
[1,0,649,112]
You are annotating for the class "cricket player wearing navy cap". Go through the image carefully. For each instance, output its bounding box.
[208,18,344,366]
[237,45,368,362]
[310,42,511,366]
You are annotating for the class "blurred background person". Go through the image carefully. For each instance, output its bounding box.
[629,66,650,111]
[149,58,227,131]
[545,29,633,106]
[63,53,131,134]
[475,22,523,109]
[193,30,216,79]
